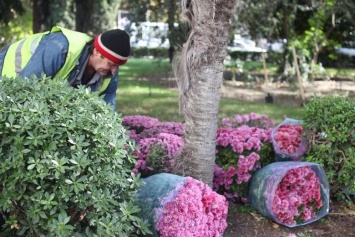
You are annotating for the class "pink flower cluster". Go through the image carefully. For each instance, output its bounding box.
[214,126,272,202]
[122,115,185,175]
[130,121,184,142]
[216,126,271,152]
[155,177,229,237]
[221,112,274,130]
[272,166,323,225]
[273,124,303,154]
[133,133,184,175]
[122,115,159,132]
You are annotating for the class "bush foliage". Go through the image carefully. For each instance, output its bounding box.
[0,76,150,236]
[302,95,355,204]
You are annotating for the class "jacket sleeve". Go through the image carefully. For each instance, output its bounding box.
[19,33,68,79]
[102,72,119,111]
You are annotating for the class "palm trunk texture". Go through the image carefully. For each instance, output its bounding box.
[173,0,237,186]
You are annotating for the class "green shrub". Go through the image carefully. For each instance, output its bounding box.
[0,76,150,236]
[302,95,355,204]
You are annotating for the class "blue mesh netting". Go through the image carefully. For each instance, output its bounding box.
[136,173,186,237]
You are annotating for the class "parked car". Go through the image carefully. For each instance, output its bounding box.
[227,39,266,53]
[336,47,355,56]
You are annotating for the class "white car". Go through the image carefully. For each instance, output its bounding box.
[134,38,169,48]
[227,39,266,53]
[336,47,355,56]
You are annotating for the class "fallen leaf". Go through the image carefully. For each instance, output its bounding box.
[250,212,265,222]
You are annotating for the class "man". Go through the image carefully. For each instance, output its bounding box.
[0,26,131,110]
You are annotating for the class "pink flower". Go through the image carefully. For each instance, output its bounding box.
[133,133,184,175]
[155,177,229,237]
[214,125,272,202]
[221,113,274,130]
[272,166,323,225]
[273,124,303,155]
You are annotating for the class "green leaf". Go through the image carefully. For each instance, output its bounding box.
[69,159,78,165]
[22,149,31,154]
[64,179,73,185]
[27,164,36,170]
[8,114,14,124]
[38,211,48,219]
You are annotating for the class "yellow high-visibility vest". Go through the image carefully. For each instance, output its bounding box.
[1,26,112,93]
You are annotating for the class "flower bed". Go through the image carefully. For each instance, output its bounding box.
[136,173,229,237]
[271,118,309,161]
[249,162,330,227]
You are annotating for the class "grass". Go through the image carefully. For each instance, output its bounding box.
[117,58,304,124]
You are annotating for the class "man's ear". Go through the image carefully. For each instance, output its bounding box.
[93,48,99,56]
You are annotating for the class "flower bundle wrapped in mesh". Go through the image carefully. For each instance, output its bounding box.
[249,161,330,227]
[136,173,229,237]
[271,118,309,161]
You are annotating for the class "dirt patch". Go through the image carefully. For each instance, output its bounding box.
[224,200,355,237]
[221,80,355,106]
[148,74,355,106]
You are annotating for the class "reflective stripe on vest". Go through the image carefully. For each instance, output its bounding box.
[98,77,111,95]
[2,32,47,78]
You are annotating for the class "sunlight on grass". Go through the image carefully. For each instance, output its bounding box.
[117,58,304,124]
[117,87,183,122]
[219,98,304,124]
[325,68,355,78]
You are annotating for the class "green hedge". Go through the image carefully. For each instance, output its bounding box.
[0,76,150,236]
[303,95,355,204]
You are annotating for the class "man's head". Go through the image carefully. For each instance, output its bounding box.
[90,29,130,76]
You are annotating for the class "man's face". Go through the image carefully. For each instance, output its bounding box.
[91,48,119,76]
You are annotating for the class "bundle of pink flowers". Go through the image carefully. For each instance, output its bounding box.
[273,124,303,154]
[154,177,229,237]
[272,166,323,225]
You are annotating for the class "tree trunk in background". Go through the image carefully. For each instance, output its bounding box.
[32,0,41,33]
[167,0,177,63]
[173,0,237,186]
[75,0,94,32]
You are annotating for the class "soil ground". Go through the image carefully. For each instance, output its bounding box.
[223,199,355,237]
[148,73,355,237]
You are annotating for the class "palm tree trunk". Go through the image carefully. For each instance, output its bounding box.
[173,0,237,186]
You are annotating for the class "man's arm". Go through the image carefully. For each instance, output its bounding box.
[19,33,68,79]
